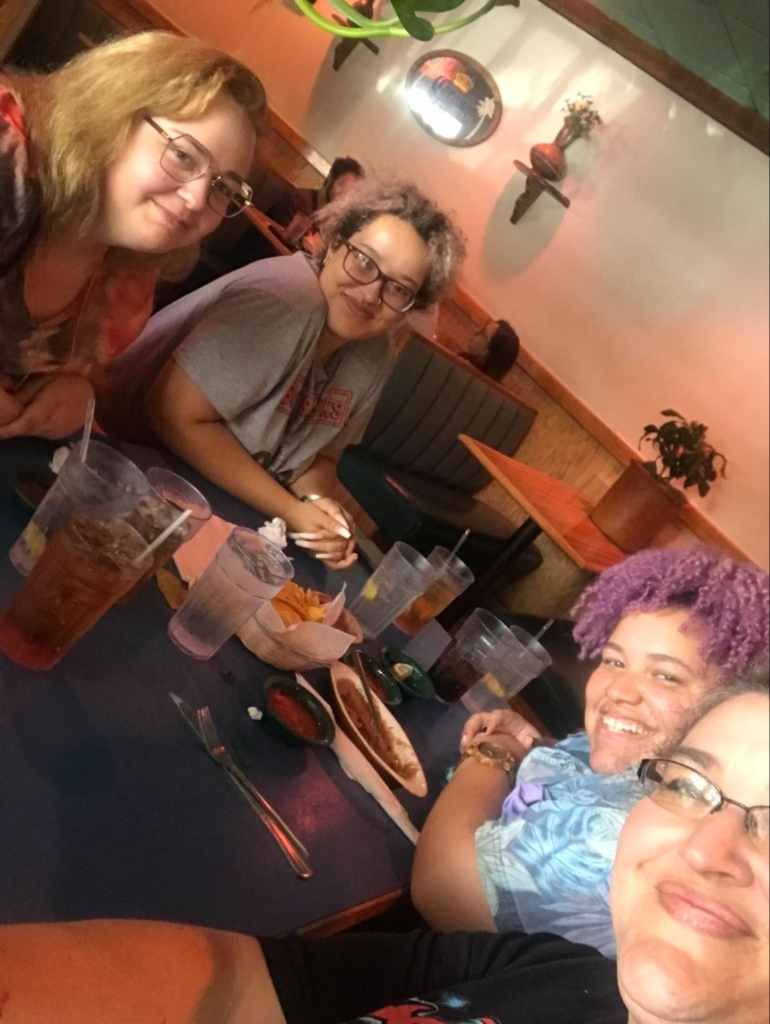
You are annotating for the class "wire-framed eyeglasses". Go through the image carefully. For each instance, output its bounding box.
[639,758,769,854]
[144,116,253,219]
[341,242,418,314]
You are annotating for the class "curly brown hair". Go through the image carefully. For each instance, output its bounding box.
[314,178,466,308]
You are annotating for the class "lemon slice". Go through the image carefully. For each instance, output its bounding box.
[24,521,47,561]
[392,662,414,681]
[361,579,379,601]
[482,672,505,698]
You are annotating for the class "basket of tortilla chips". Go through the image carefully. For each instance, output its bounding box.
[237,582,363,670]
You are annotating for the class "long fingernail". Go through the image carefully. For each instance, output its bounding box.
[289,532,325,540]
[293,540,314,549]
[314,553,334,561]
[336,528,352,540]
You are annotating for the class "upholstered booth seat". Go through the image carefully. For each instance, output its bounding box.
[337,333,543,579]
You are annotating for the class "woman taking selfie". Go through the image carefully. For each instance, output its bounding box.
[0,31,264,440]
[411,545,769,952]
[96,179,466,570]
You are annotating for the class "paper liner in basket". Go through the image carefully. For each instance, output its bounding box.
[249,585,360,663]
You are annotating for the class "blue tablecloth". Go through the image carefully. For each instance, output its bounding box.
[0,438,467,935]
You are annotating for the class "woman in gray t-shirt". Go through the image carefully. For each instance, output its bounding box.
[96,179,465,569]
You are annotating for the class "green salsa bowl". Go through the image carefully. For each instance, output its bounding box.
[263,676,336,746]
[380,648,435,700]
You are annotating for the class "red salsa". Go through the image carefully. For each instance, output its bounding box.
[267,688,321,741]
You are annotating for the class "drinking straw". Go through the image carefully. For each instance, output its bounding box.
[447,528,471,563]
[530,618,554,646]
[80,398,96,464]
[132,508,191,568]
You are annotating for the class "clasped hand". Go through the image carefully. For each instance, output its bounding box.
[0,373,94,440]
[288,496,358,571]
[460,708,555,756]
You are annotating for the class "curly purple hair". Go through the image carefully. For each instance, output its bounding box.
[571,546,769,683]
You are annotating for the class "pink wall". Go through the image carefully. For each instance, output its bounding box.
[155,0,770,567]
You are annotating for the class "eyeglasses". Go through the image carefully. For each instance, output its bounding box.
[144,116,253,219]
[341,242,418,314]
[639,758,770,855]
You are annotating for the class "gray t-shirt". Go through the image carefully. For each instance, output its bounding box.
[96,253,394,483]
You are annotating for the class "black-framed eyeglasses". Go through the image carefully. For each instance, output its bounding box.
[144,116,253,219]
[639,758,770,854]
[341,242,418,314]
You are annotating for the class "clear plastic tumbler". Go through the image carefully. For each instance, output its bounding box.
[431,608,511,703]
[462,624,553,713]
[9,440,149,576]
[168,528,294,660]
[0,509,152,670]
[121,468,212,601]
[348,542,436,639]
[394,546,474,635]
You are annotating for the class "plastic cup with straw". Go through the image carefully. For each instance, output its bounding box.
[0,508,155,671]
[394,529,475,635]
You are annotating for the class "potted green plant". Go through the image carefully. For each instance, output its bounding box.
[590,410,727,552]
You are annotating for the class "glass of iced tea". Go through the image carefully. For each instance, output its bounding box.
[120,468,212,602]
[0,509,152,671]
[9,440,149,577]
[394,546,474,635]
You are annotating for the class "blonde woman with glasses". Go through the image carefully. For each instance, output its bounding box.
[0,31,264,440]
[96,179,466,570]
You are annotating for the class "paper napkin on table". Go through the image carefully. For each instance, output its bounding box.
[173,515,234,584]
[294,673,420,845]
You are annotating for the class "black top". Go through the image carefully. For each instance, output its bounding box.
[262,929,627,1024]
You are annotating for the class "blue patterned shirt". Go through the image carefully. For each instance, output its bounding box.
[475,733,641,956]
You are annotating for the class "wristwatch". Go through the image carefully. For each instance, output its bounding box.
[458,740,516,779]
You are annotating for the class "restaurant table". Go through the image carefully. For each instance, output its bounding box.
[441,435,625,626]
[0,437,469,937]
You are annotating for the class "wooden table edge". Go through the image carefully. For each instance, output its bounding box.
[458,434,624,573]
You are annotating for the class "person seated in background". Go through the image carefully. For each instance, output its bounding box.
[411,545,769,954]
[0,31,264,441]
[463,318,520,381]
[95,178,466,571]
[269,156,366,247]
[1,678,766,1024]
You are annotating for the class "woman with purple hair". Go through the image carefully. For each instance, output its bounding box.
[412,545,769,954]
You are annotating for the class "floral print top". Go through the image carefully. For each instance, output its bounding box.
[475,733,641,956]
[0,83,156,379]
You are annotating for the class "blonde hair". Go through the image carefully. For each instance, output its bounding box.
[12,32,266,276]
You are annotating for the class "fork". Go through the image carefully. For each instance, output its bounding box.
[197,706,312,879]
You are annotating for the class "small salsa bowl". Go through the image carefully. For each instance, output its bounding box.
[263,676,336,746]
[380,648,436,700]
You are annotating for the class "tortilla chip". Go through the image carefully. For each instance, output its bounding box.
[156,568,188,610]
[272,581,329,626]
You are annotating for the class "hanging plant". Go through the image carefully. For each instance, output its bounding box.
[293,0,520,43]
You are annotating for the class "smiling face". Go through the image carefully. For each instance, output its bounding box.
[319,214,431,341]
[98,93,256,254]
[583,609,718,774]
[611,693,770,1024]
